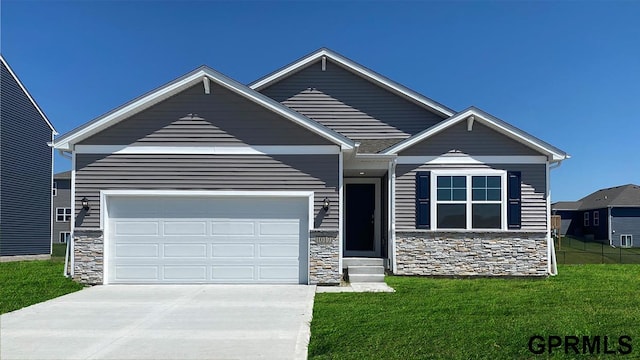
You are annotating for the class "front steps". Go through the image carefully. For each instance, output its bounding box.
[343,257,385,283]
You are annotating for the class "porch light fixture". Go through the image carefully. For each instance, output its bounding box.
[323,197,330,211]
[81,197,90,210]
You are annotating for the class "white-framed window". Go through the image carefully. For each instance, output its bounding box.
[59,232,71,243]
[53,181,57,196]
[432,170,506,230]
[56,207,72,222]
[583,212,589,227]
[621,234,633,248]
[593,211,599,226]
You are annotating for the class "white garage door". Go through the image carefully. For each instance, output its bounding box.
[106,196,308,284]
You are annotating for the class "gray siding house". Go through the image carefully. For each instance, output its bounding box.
[552,184,640,247]
[53,171,72,244]
[0,55,57,257]
[53,48,569,285]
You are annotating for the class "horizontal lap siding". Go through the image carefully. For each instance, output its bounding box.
[79,83,331,146]
[400,122,541,156]
[395,164,547,231]
[0,62,52,256]
[260,60,445,139]
[75,154,339,230]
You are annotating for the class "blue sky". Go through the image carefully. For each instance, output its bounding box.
[3,1,639,201]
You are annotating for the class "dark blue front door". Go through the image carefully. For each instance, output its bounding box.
[345,183,375,252]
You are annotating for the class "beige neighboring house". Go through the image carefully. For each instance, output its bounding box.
[53,171,72,244]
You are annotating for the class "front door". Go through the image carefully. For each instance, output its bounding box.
[345,180,379,257]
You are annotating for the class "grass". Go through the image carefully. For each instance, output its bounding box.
[555,236,640,264]
[0,243,84,314]
[309,265,640,359]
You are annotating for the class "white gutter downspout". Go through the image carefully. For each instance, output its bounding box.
[389,158,397,273]
[608,206,612,246]
[547,160,563,276]
[56,150,73,277]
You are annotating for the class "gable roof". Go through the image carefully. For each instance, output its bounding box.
[53,65,355,151]
[249,48,455,118]
[577,184,640,210]
[0,55,57,134]
[552,201,582,211]
[54,170,72,180]
[382,106,569,162]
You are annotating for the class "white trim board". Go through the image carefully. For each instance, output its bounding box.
[397,155,548,165]
[384,107,569,162]
[74,145,340,155]
[249,48,455,118]
[53,67,354,151]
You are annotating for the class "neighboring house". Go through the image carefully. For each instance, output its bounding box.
[552,184,640,247]
[53,171,72,244]
[53,48,569,285]
[0,55,57,258]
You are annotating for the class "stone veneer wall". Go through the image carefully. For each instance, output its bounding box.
[73,229,104,285]
[395,231,548,276]
[309,230,341,285]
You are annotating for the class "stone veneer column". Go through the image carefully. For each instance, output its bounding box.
[73,229,104,285]
[395,231,548,276]
[309,230,341,285]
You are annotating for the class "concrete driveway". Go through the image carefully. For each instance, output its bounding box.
[1,285,316,360]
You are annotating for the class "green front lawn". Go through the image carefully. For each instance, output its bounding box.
[0,244,84,314]
[309,265,640,359]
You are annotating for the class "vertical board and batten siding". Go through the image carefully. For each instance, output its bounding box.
[395,164,547,231]
[0,62,53,256]
[79,83,332,146]
[399,122,542,156]
[74,154,339,230]
[259,60,446,140]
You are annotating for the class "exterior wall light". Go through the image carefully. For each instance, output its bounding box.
[81,197,90,210]
[323,197,330,211]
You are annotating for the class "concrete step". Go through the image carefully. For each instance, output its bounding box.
[342,257,384,267]
[348,265,385,275]
[348,273,385,283]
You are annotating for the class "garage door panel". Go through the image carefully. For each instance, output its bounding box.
[163,221,207,236]
[259,244,298,257]
[163,243,207,258]
[211,244,255,258]
[115,222,159,236]
[163,266,207,280]
[211,266,255,280]
[114,266,159,281]
[115,244,159,258]
[259,222,300,236]
[107,196,308,284]
[211,221,256,236]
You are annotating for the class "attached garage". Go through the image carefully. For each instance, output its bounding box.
[103,192,311,284]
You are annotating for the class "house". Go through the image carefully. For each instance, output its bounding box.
[552,184,640,247]
[52,48,569,285]
[53,171,72,244]
[0,55,57,258]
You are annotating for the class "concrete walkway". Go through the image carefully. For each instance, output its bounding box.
[1,285,316,360]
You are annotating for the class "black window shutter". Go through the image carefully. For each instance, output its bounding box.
[507,171,522,229]
[416,171,430,229]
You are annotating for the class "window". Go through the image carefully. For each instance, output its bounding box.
[56,207,71,222]
[584,212,589,227]
[621,235,633,248]
[52,182,57,196]
[433,172,505,230]
[59,232,71,243]
[593,211,599,226]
